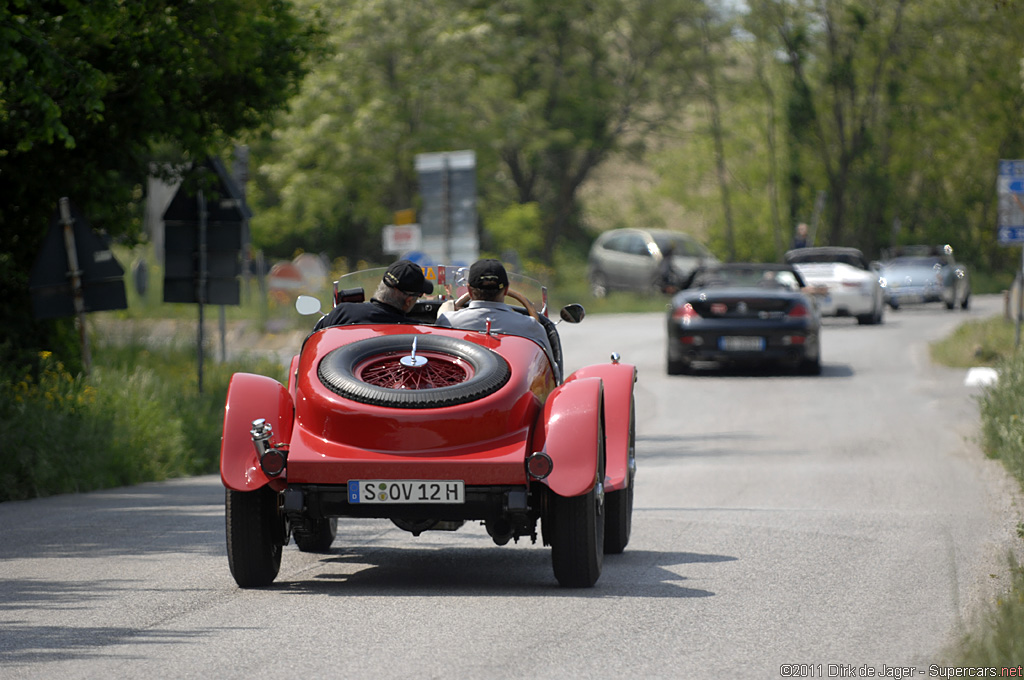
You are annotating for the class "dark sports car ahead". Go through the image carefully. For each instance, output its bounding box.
[666,263,822,375]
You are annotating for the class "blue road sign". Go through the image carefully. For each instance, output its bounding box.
[998,160,1024,244]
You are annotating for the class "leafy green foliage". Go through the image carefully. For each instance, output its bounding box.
[249,0,488,261]
[978,352,1024,486]
[0,342,285,502]
[930,312,1024,668]
[929,316,1018,368]
[1,0,318,373]
[653,0,1024,270]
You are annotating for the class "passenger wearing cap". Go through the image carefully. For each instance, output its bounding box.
[436,259,559,379]
[313,259,433,330]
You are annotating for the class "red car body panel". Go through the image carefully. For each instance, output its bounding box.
[221,323,585,491]
[220,269,637,589]
[530,377,604,497]
[563,363,637,492]
[220,372,294,492]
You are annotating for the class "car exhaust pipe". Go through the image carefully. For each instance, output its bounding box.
[486,519,513,546]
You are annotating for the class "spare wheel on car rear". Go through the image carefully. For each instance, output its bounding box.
[318,334,511,408]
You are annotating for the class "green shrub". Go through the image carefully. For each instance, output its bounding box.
[952,563,1024,666]
[952,349,1024,666]
[0,344,284,502]
[978,352,1024,484]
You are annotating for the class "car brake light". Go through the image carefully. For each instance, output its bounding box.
[526,452,553,480]
[251,418,288,478]
[672,303,699,323]
[786,302,809,319]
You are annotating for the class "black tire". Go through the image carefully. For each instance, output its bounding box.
[856,313,874,325]
[548,420,605,588]
[604,402,635,555]
[318,335,510,409]
[666,352,690,376]
[294,517,337,553]
[799,356,822,376]
[226,486,283,588]
[961,293,970,310]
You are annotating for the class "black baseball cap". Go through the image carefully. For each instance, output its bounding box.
[382,260,433,295]
[468,259,509,290]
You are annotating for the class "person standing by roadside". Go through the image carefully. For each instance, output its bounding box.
[791,222,810,249]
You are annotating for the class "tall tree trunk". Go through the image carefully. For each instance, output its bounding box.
[701,15,736,262]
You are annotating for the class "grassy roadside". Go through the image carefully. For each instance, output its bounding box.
[0,341,285,503]
[929,315,1024,666]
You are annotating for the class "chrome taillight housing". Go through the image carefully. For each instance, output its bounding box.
[251,418,288,478]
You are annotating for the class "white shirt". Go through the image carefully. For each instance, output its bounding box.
[436,300,559,380]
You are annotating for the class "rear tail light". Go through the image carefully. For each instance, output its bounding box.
[672,303,699,323]
[260,449,288,477]
[526,452,553,480]
[786,302,810,319]
[251,418,288,478]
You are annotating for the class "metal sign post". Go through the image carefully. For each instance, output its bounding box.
[196,190,207,394]
[415,151,478,267]
[162,157,250,393]
[58,198,92,374]
[29,199,128,357]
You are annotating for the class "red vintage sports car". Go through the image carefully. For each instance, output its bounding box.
[220,265,637,588]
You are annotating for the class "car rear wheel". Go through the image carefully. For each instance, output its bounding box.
[226,486,283,588]
[604,402,635,555]
[666,351,690,376]
[549,482,605,587]
[294,517,337,553]
[548,422,606,587]
[318,335,510,409]
[799,355,822,375]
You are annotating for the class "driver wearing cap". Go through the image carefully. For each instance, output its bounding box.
[314,259,433,330]
[436,259,559,379]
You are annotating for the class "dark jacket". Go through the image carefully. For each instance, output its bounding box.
[313,299,415,331]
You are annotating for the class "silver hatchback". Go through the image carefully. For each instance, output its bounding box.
[587,228,718,297]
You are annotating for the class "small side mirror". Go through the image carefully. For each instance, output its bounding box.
[560,303,585,324]
[296,295,324,317]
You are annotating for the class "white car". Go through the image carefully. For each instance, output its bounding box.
[785,247,885,325]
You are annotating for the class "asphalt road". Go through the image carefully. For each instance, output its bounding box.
[2,295,1022,679]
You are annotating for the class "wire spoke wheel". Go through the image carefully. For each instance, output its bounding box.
[356,352,474,389]
[318,335,510,408]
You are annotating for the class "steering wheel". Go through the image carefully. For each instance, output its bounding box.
[453,288,539,321]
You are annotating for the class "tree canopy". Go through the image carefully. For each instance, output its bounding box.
[3,0,1024,373]
[0,0,318,371]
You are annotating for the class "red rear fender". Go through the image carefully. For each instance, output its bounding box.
[564,363,637,492]
[220,373,294,491]
[532,377,603,498]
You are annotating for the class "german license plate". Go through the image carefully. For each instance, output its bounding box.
[348,480,465,504]
[719,336,765,351]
